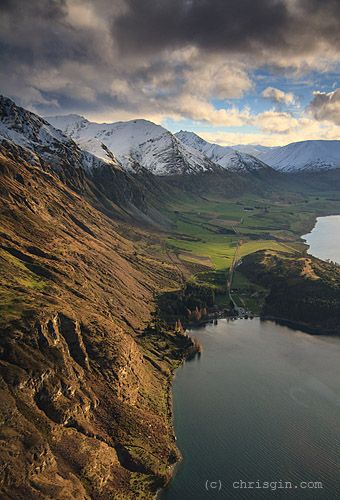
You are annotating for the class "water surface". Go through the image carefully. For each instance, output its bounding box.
[161,319,340,499]
[302,215,340,264]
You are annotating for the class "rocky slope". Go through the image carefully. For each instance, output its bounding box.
[0,101,200,498]
[47,116,220,176]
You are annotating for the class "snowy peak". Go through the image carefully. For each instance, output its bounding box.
[176,130,212,150]
[6,96,340,180]
[0,96,123,184]
[45,114,90,137]
[258,140,340,172]
[47,116,220,176]
[0,95,68,152]
[176,130,270,173]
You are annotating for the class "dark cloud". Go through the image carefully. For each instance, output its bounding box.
[0,0,118,114]
[112,0,340,57]
[113,0,290,54]
[0,0,103,66]
[308,89,340,125]
[0,0,340,119]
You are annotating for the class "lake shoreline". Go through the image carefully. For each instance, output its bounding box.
[261,316,340,336]
[301,213,340,263]
[160,318,340,498]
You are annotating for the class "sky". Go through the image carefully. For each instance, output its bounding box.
[0,0,340,146]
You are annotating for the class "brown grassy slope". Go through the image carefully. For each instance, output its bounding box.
[0,146,192,499]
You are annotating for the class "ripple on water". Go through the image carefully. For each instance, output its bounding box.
[161,319,340,499]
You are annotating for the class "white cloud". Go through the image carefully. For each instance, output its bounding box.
[262,86,295,105]
[199,116,340,147]
[255,110,299,133]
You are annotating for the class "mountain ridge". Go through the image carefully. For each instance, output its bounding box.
[47,115,221,176]
[258,139,340,172]
[176,130,340,173]
[175,130,271,172]
[45,109,340,174]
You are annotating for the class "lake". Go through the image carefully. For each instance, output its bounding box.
[161,320,340,499]
[302,215,340,264]
[161,216,340,499]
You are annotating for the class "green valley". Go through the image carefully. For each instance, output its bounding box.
[161,187,340,314]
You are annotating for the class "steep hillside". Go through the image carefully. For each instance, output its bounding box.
[47,116,220,176]
[0,99,211,498]
[0,131,198,498]
[175,130,271,172]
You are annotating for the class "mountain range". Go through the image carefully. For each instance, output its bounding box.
[258,140,340,172]
[46,115,220,176]
[2,95,339,183]
[47,113,340,174]
[175,130,340,173]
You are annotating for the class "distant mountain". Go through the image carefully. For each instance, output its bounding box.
[257,140,340,172]
[175,131,270,172]
[47,116,220,176]
[176,131,340,173]
[232,144,273,156]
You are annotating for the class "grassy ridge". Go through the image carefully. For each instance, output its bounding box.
[0,248,48,319]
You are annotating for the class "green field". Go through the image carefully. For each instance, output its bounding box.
[161,190,340,313]
[165,192,339,270]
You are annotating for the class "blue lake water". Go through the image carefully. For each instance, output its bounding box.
[302,215,340,264]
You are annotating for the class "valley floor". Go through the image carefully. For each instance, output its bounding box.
[162,189,340,314]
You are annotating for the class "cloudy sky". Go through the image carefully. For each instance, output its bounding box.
[1,0,340,146]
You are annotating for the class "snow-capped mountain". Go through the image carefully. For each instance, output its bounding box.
[257,140,340,172]
[6,96,339,180]
[175,131,270,172]
[0,95,68,162]
[46,116,220,176]
[0,96,176,217]
[0,96,123,179]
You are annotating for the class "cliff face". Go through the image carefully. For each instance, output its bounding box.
[0,141,190,498]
